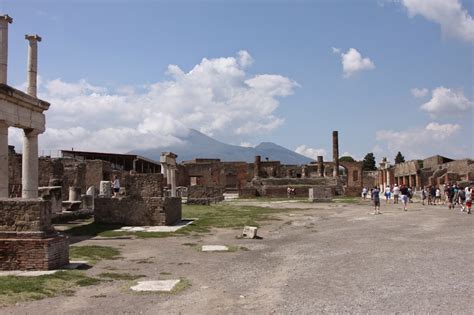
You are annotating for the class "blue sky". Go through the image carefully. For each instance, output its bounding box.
[3,0,473,162]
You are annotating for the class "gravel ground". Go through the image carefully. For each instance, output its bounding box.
[3,199,473,314]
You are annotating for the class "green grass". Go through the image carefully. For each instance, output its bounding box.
[69,245,121,264]
[171,278,191,294]
[0,270,101,306]
[97,272,144,281]
[61,203,303,239]
[332,196,359,204]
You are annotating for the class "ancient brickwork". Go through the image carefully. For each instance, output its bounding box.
[187,186,224,204]
[125,173,164,198]
[0,199,54,232]
[95,197,181,226]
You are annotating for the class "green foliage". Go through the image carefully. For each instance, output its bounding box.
[339,156,356,162]
[395,151,405,164]
[97,273,144,281]
[362,152,377,171]
[69,245,121,264]
[0,271,101,305]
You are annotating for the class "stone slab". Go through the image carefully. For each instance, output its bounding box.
[114,220,194,233]
[130,280,180,292]
[17,270,59,276]
[201,245,229,252]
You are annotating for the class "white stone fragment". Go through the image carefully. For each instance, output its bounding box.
[130,280,180,292]
[114,220,194,233]
[17,270,58,276]
[242,226,258,239]
[201,245,229,252]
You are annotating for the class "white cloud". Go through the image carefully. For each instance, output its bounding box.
[420,87,473,116]
[295,145,327,160]
[375,122,465,159]
[9,51,298,153]
[240,142,253,148]
[333,48,375,78]
[411,87,429,98]
[402,0,474,43]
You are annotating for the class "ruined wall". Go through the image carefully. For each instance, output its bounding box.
[0,200,53,232]
[340,161,363,196]
[85,160,112,192]
[95,197,181,226]
[124,173,164,198]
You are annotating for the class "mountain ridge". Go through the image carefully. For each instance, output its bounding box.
[130,129,313,164]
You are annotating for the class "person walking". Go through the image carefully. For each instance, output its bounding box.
[458,186,466,212]
[465,186,472,214]
[384,185,391,204]
[393,184,400,204]
[112,175,120,198]
[400,184,409,211]
[372,186,381,214]
[447,184,455,209]
[421,187,427,206]
[362,187,368,200]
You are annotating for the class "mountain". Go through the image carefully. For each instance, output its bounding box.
[131,129,313,164]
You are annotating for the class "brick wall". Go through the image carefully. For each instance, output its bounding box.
[125,173,164,198]
[0,199,53,232]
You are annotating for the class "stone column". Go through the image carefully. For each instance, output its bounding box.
[0,121,8,197]
[170,166,176,197]
[332,131,339,177]
[0,15,12,85]
[166,166,172,186]
[161,163,167,179]
[386,170,390,187]
[254,155,261,178]
[317,156,324,177]
[21,129,40,199]
[25,34,41,97]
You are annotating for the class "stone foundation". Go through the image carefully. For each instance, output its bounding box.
[309,187,333,202]
[95,197,181,226]
[0,199,69,270]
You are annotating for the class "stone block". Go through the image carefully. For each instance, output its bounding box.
[39,186,62,214]
[242,226,258,239]
[99,180,112,197]
[309,187,333,202]
[81,194,94,210]
[0,199,53,232]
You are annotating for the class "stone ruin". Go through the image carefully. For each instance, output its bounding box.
[94,152,182,226]
[0,16,69,270]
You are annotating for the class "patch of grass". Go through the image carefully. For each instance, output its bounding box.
[69,245,121,264]
[181,242,198,247]
[160,272,172,276]
[227,245,250,252]
[98,272,144,281]
[0,270,101,306]
[171,278,191,294]
[332,197,359,204]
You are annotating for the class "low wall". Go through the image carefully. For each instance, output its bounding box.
[0,199,54,232]
[95,197,181,226]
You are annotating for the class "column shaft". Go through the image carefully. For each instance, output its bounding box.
[0,15,12,84]
[22,130,39,199]
[26,39,38,97]
[170,167,176,197]
[0,122,8,197]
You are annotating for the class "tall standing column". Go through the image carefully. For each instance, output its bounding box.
[170,166,176,197]
[25,34,41,97]
[0,121,8,197]
[166,166,172,186]
[0,15,12,84]
[332,131,339,177]
[317,156,324,177]
[22,129,39,199]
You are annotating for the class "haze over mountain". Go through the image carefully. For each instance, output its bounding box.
[131,129,313,164]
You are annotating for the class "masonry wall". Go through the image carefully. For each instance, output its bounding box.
[95,197,181,226]
[125,173,164,198]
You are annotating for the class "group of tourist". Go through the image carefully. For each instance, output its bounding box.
[362,183,472,215]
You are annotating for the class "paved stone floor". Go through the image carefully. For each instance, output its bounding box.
[2,199,473,314]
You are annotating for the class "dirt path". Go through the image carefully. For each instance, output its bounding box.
[3,200,473,314]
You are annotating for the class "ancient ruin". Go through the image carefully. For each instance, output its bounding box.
[0,16,68,270]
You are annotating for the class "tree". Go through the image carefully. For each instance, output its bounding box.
[339,156,355,162]
[395,151,405,164]
[362,153,377,171]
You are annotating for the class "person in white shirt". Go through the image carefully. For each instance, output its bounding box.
[392,184,400,204]
[112,175,120,197]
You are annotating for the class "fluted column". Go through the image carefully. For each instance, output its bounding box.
[0,121,8,197]
[25,34,41,97]
[0,15,12,84]
[22,129,40,199]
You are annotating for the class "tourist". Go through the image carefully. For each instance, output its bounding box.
[362,187,368,200]
[427,186,433,205]
[372,186,381,214]
[393,184,400,204]
[384,185,391,204]
[465,186,472,214]
[447,184,455,209]
[407,186,413,203]
[435,187,441,205]
[458,186,466,212]
[112,175,120,197]
[400,184,409,211]
[421,187,427,206]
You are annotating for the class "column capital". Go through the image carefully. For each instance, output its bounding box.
[0,15,12,24]
[25,34,42,42]
[23,128,42,137]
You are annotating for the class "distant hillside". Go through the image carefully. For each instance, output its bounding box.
[131,129,313,164]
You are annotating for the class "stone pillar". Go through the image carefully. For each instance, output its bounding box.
[332,131,339,177]
[166,166,172,186]
[25,34,41,97]
[254,155,261,178]
[68,186,81,201]
[161,163,167,179]
[386,170,390,187]
[22,129,40,199]
[0,15,12,84]
[317,156,324,177]
[170,166,177,197]
[0,121,8,197]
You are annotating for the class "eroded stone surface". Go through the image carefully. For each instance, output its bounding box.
[130,280,180,292]
[201,245,229,252]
